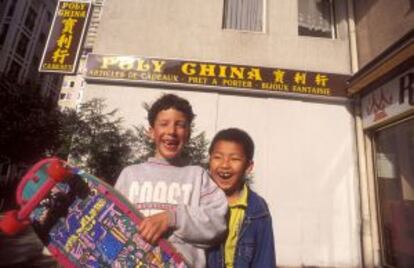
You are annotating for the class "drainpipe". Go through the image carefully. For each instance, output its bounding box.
[347,0,358,73]
[354,98,375,268]
[347,1,379,267]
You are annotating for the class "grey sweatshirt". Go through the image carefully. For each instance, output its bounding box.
[115,157,228,267]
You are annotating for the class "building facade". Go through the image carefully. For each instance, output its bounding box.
[0,0,62,210]
[349,1,414,267]
[53,0,414,267]
[0,0,62,100]
[58,0,105,110]
[80,0,360,267]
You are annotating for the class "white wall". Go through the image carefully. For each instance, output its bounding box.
[83,84,361,267]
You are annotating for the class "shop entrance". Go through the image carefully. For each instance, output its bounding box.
[374,117,414,268]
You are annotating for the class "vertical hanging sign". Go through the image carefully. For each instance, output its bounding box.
[39,0,91,73]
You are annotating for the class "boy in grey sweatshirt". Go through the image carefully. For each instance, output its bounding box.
[115,94,228,267]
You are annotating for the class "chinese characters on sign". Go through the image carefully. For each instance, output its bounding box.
[85,54,350,98]
[39,0,91,73]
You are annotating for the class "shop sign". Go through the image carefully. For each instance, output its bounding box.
[84,54,350,98]
[362,67,414,128]
[39,0,91,73]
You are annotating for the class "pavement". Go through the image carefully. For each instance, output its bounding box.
[0,217,58,268]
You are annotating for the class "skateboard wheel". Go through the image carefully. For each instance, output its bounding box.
[0,210,29,235]
[48,160,71,182]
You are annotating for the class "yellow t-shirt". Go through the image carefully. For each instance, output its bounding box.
[224,184,248,268]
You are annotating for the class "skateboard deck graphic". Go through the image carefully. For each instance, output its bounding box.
[4,158,188,268]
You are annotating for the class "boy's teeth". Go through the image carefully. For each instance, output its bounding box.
[219,172,231,178]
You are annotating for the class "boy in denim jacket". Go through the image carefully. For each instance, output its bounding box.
[207,128,276,268]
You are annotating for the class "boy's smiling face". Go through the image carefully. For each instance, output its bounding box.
[150,108,190,161]
[209,140,253,198]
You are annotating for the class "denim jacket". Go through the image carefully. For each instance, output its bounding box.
[207,188,276,268]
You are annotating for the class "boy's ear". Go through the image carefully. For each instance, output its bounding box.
[246,160,254,174]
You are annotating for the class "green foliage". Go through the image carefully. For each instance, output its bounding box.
[0,81,60,163]
[0,87,209,185]
[63,98,209,183]
[131,125,155,164]
[51,108,82,159]
[181,126,209,168]
[64,99,138,185]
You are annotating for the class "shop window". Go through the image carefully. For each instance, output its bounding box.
[0,24,9,47]
[16,34,30,58]
[24,7,37,31]
[298,0,335,38]
[375,118,414,267]
[222,0,263,32]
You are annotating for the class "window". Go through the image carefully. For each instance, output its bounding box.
[39,33,46,45]
[83,47,93,55]
[374,118,414,267]
[32,55,39,67]
[46,11,52,22]
[0,24,9,46]
[70,81,75,87]
[222,0,263,32]
[7,0,17,17]
[7,61,22,82]
[16,34,30,58]
[24,8,37,31]
[52,75,60,85]
[298,0,335,38]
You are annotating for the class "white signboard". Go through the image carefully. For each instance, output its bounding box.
[361,67,414,129]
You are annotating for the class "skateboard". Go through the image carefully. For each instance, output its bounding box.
[0,158,189,267]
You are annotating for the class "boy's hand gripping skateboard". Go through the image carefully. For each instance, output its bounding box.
[0,158,189,267]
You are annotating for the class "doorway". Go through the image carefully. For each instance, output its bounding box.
[374,117,414,268]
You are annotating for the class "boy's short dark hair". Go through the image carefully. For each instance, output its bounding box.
[209,128,254,161]
[148,94,195,127]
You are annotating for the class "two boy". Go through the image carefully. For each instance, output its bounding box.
[116,94,276,267]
